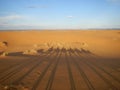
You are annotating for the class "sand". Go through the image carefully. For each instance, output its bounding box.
[0,30,120,58]
[0,30,120,90]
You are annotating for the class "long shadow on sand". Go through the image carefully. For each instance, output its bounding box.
[7,49,45,57]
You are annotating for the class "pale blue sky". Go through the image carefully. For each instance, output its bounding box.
[0,0,120,30]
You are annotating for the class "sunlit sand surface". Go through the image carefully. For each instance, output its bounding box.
[0,30,120,90]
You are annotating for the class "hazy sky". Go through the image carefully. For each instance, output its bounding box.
[0,0,120,30]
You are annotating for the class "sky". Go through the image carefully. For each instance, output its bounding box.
[0,0,120,30]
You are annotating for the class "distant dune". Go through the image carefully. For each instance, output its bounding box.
[0,30,120,58]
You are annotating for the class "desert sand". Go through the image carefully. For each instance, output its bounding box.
[0,30,120,58]
[0,30,120,90]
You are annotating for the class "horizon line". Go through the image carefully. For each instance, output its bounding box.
[0,28,120,31]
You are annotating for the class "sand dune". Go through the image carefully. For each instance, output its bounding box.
[0,30,120,58]
[0,30,120,90]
